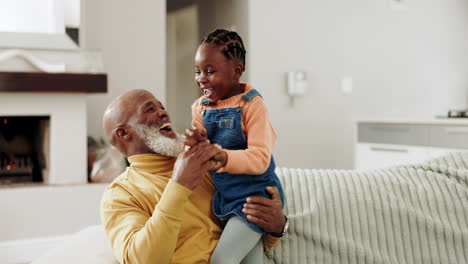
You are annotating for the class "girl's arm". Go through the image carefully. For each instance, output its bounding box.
[191,99,206,135]
[218,96,276,175]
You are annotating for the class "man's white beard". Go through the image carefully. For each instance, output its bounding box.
[134,124,183,157]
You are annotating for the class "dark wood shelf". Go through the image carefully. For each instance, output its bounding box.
[0,71,107,93]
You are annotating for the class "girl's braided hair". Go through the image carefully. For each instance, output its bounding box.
[201,29,246,72]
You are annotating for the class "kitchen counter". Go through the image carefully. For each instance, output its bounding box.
[356,118,468,126]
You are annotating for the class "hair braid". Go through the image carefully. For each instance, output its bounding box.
[201,29,246,72]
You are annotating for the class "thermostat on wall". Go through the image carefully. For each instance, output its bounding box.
[287,71,307,97]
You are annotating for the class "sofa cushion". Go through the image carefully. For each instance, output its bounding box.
[31,225,117,264]
[265,152,468,263]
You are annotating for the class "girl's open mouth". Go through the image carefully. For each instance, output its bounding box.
[203,88,215,98]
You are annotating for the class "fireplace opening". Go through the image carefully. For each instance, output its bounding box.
[0,116,49,185]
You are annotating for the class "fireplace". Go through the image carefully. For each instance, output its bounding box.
[0,48,107,185]
[0,116,49,184]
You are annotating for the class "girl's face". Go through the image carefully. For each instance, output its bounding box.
[194,43,243,103]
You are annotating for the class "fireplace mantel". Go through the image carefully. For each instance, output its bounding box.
[0,71,107,93]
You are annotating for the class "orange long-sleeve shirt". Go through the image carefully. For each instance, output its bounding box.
[191,83,277,175]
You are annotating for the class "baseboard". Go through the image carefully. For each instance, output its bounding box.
[0,235,70,264]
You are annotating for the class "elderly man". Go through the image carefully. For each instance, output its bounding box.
[101,89,287,264]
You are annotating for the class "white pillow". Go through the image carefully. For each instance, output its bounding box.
[31,225,118,264]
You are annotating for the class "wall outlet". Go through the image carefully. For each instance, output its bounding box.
[341,77,353,94]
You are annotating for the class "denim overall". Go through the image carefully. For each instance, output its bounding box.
[202,89,285,234]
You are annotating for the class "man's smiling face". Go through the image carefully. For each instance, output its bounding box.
[131,92,183,157]
[133,93,176,139]
[103,89,185,157]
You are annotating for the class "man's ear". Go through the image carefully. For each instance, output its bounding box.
[115,127,131,141]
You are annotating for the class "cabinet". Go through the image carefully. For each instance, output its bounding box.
[355,120,468,170]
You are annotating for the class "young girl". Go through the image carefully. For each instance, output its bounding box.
[191,29,285,264]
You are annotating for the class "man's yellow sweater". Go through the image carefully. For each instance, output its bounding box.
[101,154,280,264]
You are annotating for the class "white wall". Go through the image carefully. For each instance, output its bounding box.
[82,0,166,140]
[248,0,468,169]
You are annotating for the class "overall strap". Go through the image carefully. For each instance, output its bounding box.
[201,89,262,109]
[239,89,262,108]
[241,89,262,102]
[202,89,262,105]
[201,98,210,106]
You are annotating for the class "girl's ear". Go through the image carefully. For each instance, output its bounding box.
[233,62,244,79]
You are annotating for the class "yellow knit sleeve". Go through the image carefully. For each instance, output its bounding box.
[101,179,192,264]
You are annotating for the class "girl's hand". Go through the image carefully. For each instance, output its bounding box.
[184,125,207,147]
[184,125,227,171]
[211,147,227,171]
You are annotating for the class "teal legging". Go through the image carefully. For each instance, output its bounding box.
[210,216,263,264]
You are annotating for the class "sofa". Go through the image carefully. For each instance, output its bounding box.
[32,152,468,263]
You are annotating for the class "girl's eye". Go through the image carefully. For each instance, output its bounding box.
[207,71,215,74]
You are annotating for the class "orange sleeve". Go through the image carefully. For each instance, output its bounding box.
[191,98,206,133]
[219,96,277,175]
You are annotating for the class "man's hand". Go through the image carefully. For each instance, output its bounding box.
[242,186,286,234]
[172,141,221,190]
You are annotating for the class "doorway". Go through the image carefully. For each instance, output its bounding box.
[166,3,200,133]
[166,0,250,132]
